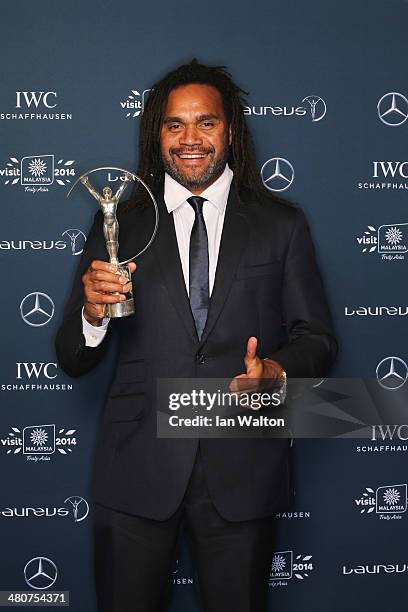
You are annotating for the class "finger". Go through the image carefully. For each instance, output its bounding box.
[89,270,129,284]
[91,280,128,293]
[88,260,117,273]
[244,336,258,368]
[127,262,137,273]
[86,291,126,304]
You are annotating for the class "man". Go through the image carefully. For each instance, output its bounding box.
[56,59,337,612]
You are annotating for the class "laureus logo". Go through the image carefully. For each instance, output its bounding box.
[61,229,86,255]
[0,229,86,256]
[0,495,89,523]
[244,94,326,122]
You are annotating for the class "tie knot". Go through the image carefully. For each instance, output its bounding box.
[187,196,206,216]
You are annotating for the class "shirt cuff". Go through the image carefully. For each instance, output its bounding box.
[82,307,110,347]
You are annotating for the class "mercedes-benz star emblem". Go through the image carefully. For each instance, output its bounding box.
[61,229,86,256]
[376,356,408,390]
[302,95,327,122]
[261,157,295,192]
[64,496,90,522]
[377,92,408,127]
[24,557,58,590]
[20,292,55,327]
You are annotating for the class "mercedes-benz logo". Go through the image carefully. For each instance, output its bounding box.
[61,229,86,256]
[261,157,295,192]
[20,292,55,327]
[302,95,327,122]
[64,496,89,522]
[376,356,408,390]
[24,557,58,590]
[377,92,408,127]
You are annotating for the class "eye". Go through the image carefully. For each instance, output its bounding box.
[200,121,214,128]
[168,123,182,131]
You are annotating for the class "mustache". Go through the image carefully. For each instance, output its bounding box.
[170,146,214,155]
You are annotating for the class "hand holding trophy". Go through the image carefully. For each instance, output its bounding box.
[67,167,159,319]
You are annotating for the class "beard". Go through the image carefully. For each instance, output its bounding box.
[162,145,229,191]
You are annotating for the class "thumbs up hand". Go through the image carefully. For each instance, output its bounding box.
[229,336,285,396]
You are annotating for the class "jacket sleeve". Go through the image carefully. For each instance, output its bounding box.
[55,210,114,377]
[268,207,338,378]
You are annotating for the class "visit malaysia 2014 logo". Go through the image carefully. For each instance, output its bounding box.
[1,155,76,193]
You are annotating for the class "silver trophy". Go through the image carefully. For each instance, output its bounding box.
[67,167,159,318]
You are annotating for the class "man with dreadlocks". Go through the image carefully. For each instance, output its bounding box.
[56,59,337,612]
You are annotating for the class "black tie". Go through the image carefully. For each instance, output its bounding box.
[187,196,209,340]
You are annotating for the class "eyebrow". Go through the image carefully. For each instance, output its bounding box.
[162,113,221,124]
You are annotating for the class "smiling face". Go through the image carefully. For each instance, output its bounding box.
[160,83,232,194]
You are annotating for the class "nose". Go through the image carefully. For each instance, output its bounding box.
[179,124,202,147]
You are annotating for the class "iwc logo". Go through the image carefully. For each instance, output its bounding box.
[0,90,73,121]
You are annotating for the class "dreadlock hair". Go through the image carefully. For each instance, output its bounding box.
[127,58,275,210]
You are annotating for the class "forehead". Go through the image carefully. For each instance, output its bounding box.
[163,83,225,118]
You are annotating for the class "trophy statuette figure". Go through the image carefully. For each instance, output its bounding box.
[67,167,159,318]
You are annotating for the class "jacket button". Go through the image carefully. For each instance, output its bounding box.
[196,353,206,364]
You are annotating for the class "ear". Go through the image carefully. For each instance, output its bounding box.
[228,125,232,146]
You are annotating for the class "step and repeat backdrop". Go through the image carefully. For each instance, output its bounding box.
[0,0,407,610]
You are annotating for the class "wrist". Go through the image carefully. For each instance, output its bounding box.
[83,309,103,327]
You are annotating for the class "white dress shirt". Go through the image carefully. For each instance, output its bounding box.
[82,164,234,347]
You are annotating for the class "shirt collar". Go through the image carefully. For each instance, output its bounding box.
[164,163,233,214]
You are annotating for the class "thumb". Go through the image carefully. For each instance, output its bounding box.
[244,336,258,370]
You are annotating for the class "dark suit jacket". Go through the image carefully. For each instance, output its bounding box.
[55,183,337,521]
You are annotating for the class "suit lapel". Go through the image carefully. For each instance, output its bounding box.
[152,186,249,346]
[153,193,199,343]
[199,186,249,346]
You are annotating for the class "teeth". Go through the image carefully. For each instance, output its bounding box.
[178,154,207,159]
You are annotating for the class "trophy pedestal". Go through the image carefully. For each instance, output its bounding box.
[106,297,135,318]
[105,264,135,318]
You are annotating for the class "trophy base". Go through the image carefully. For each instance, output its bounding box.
[106,298,135,318]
